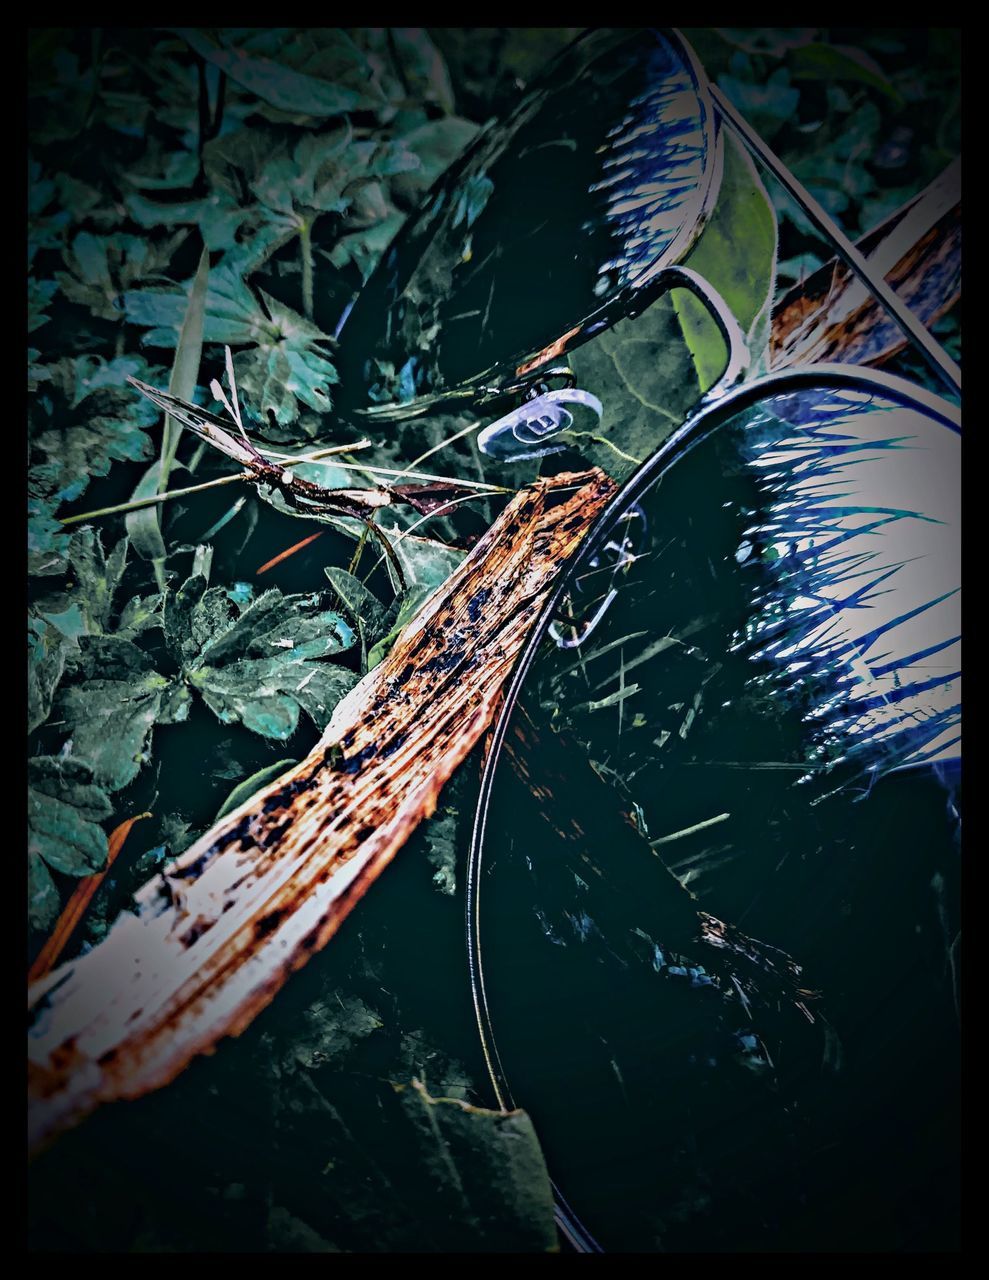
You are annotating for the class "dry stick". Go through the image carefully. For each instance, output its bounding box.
[59,442,378,527]
[28,467,616,1157]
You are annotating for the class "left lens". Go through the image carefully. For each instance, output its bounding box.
[470,371,960,1252]
[335,29,717,415]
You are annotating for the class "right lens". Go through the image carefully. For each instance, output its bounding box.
[470,371,960,1251]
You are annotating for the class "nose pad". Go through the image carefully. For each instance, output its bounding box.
[549,504,646,649]
[477,388,603,462]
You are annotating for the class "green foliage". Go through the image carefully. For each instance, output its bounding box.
[54,636,171,791]
[28,757,113,928]
[166,579,357,739]
[215,758,299,820]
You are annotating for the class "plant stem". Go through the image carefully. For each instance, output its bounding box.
[300,219,314,321]
[60,472,249,525]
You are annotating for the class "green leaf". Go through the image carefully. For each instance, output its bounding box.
[324,566,390,668]
[58,526,129,636]
[717,59,800,141]
[171,581,358,739]
[28,850,61,933]
[323,567,389,639]
[125,272,338,428]
[384,529,464,596]
[790,43,904,104]
[55,636,171,791]
[215,758,298,821]
[173,28,374,117]
[121,459,169,567]
[423,798,460,896]
[125,189,249,255]
[28,755,113,878]
[567,293,703,478]
[127,243,209,584]
[672,132,778,387]
[326,210,406,283]
[28,616,69,734]
[30,357,162,507]
[287,994,385,1070]
[28,278,58,332]
[567,135,778,473]
[397,1080,558,1253]
[56,230,188,320]
[234,291,339,424]
[367,584,433,671]
[710,28,819,57]
[391,117,479,197]
[116,592,164,640]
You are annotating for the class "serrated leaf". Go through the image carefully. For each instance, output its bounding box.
[28,616,69,734]
[234,290,339,423]
[172,581,357,739]
[55,636,171,791]
[30,360,162,507]
[63,526,129,635]
[28,755,112,878]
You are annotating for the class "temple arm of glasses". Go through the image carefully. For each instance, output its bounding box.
[709,83,962,400]
[653,264,750,398]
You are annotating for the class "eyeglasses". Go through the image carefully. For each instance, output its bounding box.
[335,28,961,1254]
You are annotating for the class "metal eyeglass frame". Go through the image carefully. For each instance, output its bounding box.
[461,30,962,1256]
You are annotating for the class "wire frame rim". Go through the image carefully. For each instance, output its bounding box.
[464,360,960,1249]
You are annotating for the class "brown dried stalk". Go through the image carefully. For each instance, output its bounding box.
[126,378,498,520]
[28,467,616,1157]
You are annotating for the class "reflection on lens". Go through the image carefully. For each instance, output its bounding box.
[720,387,959,776]
[335,29,716,413]
[473,378,960,1252]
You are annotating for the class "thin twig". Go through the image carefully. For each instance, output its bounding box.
[60,472,250,525]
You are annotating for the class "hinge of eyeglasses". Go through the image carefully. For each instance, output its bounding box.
[477,368,604,463]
